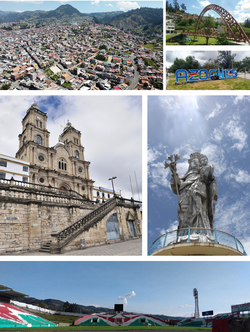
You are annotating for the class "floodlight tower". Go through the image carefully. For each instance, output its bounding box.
[193,288,200,319]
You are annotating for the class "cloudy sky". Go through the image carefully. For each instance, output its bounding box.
[166,51,249,69]
[1,261,250,317]
[0,95,142,199]
[0,0,162,13]
[177,0,250,23]
[148,95,250,254]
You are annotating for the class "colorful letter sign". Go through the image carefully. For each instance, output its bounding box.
[176,69,237,83]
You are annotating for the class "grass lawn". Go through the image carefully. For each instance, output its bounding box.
[165,34,234,45]
[167,75,250,90]
[35,313,77,324]
[0,327,212,331]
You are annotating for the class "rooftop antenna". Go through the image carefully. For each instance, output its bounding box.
[193,288,200,319]
[129,175,134,199]
[134,171,140,201]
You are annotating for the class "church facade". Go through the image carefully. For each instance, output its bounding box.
[0,103,142,254]
[15,102,94,200]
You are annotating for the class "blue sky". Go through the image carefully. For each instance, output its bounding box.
[1,261,250,317]
[0,1,162,14]
[148,95,250,254]
[167,0,250,23]
[0,95,142,199]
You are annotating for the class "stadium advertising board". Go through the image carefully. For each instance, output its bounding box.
[232,302,250,313]
[175,69,238,83]
[202,310,214,316]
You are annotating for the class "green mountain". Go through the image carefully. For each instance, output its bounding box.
[0,5,163,30]
[17,297,183,320]
[97,7,163,30]
[0,4,86,23]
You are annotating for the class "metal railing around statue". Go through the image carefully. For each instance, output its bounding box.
[148,227,247,256]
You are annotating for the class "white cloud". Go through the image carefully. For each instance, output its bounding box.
[105,3,113,7]
[205,103,223,120]
[156,227,166,235]
[228,169,250,183]
[225,120,248,151]
[118,291,136,308]
[235,0,250,12]
[178,304,194,309]
[233,95,245,104]
[0,96,142,200]
[116,1,140,12]
[166,220,178,232]
[198,0,210,7]
[91,0,100,6]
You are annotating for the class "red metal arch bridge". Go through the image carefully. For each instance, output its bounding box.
[185,4,250,44]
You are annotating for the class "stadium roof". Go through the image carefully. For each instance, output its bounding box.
[0,284,27,299]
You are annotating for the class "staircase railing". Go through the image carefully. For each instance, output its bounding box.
[51,197,117,251]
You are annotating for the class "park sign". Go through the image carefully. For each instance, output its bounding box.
[231,302,250,313]
[175,68,238,83]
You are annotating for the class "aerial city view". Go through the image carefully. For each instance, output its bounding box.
[0,1,163,90]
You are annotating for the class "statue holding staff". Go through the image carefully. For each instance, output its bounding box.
[165,152,217,230]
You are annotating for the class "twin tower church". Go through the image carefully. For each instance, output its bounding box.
[0,103,142,254]
[15,102,94,200]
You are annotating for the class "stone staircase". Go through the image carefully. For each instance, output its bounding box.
[39,240,52,253]
[45,197,118,254]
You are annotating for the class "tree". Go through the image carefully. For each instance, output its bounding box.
[169,56,201,73]
[203,15,215,33]
[217,51,236,68]
[203,15,215,44]
[216,33,229,45]
[202,58,219,71]
[173,0,180,12]
[181,3,187,11]
[244,18,250,28]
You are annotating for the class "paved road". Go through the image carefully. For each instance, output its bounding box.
[237,72,250,80]
[127,55,140,90]
[9,238,142,256]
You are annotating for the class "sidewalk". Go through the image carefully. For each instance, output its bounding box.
[10,238,142,256]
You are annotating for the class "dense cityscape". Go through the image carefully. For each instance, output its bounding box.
[0,10,163,90]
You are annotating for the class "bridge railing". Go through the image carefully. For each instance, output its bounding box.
[148,227,247,256]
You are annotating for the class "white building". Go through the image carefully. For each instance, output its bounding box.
[166,19,175,34]
[0,154,30,182]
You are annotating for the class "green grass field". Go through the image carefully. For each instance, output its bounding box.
[166,34,218,45]
[167,75,250,90]
[0,327,212,331]
[165,34,240,45]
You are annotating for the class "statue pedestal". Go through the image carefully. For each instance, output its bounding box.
[148,227,247,256]
[151,242,245,256]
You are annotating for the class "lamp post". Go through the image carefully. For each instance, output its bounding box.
[109,176,117,197]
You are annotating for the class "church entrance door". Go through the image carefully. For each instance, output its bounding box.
[106,214,120,240]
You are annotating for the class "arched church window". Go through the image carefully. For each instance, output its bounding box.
[23,136,26,144]
[36,135,42,145]
[59,159,67,171]
[75,150,79,158]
